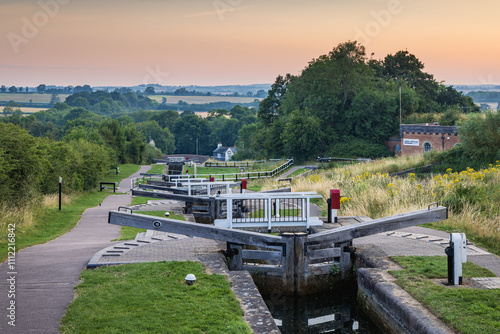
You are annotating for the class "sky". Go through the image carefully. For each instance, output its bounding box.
[1,0,500,87]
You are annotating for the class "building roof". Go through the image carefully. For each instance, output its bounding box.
[400,124,458,137]
[213,146,236,154]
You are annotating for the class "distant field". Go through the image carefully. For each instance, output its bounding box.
[0,93,70,103]
[150,95,263,104]
[19,107,47,114]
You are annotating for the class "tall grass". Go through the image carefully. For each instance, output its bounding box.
[264,156,500,255]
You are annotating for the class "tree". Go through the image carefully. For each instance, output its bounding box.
[8,86,17,93]
[124,125,146,164]
[207,109,228,120]
[383,50,440,102]
[49,94,60,106]
[459,112,500,162]
[172,114,210,154]
[229,105,252,120]
[208,117,240,149]
[144,86,155,95]
[281,109,333,161]
[0,123,49,204]
[150,110,179,130]
[3,101,22,116]
[255,90,267,98]
[37,84,46,94]
[328,40,369,109]
[0,85,6,93]
[258,74,293,125]
[135,120,176,154]
[180,110,195,117]
[98,119,127,163]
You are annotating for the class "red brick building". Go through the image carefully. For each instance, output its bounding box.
[395,123,460,156]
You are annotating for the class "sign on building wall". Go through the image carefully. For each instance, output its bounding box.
[403,139,420,146]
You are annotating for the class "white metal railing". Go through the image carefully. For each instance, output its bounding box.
[183,181,236,196]
[200,158,294,181]
[214,192,323,231]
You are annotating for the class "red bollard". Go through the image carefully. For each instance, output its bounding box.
[241,179,247,193]
[331,189,340,223]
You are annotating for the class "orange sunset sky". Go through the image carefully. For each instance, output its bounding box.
[1,0,500,87]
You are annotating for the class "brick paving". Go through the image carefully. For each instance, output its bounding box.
[92,236,219,266]
[469,277,500,289]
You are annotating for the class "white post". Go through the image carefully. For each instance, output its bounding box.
[301,198,306,221]
[451,233,467,285]
[305,198,310,230]
[275,199,280,218]
[267,197,272,231]
[227,198,233,229]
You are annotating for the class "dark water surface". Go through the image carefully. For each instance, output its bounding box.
[262,281,385,334]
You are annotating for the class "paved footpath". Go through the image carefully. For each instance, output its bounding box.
[0,166,150,333]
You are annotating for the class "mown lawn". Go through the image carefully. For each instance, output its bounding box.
[60,262,252,334]
[390,256,500,334]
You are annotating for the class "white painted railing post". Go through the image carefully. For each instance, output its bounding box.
[267,197,272,231]
[305,198,310,230]
[227,198,233,229]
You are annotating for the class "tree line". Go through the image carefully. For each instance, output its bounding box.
[0,93,259,206]
[235,41,479,162]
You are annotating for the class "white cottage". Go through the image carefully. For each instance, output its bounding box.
[213,142,236,161]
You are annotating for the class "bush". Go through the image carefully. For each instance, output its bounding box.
[328,137,390,158]
[460,112,500,162]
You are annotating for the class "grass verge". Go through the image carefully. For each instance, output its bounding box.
[0,164,141,263]
[147,164,166,175]
[114,211,185,241]
[60,261,252,334]
[287,168,308,177]
[390,256,499,334]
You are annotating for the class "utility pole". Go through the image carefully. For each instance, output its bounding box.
[399,86,402,125]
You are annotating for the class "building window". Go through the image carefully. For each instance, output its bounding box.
[423,142,432,152]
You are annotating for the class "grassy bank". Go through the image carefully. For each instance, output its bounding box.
[60,261,252,334]
[390,256,499,333]
[260,156,500,256]
[0,164,141,262]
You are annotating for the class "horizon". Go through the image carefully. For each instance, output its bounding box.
[2,0,500,87]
